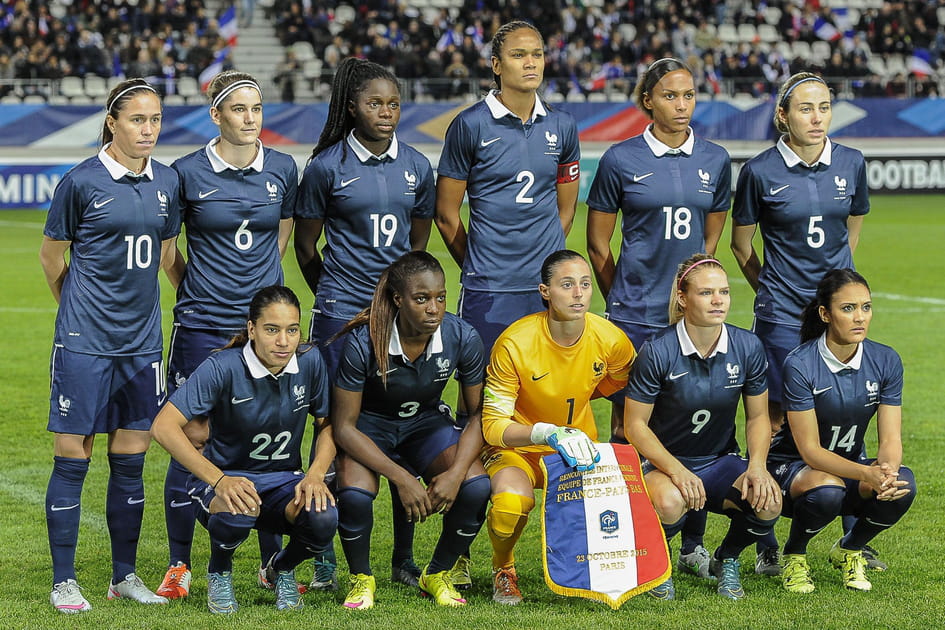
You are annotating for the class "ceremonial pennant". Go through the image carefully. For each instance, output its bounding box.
[540,443,670,609]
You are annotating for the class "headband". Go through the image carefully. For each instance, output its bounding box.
[211,80,262,110]
[105,83,157,113]
[779,76,827,109]
[677,258,722,290]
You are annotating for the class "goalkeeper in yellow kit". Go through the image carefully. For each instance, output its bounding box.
[481,250,636,605]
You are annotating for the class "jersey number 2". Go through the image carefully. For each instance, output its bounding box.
[249,431,292,460]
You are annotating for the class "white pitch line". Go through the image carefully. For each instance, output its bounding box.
[873,292,945,306]
[0,471,107,532]
[0,307,57,313]
[0,220,43,229]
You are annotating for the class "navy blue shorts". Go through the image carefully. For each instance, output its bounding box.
[48,346,163,435]
[606,318,662,405]
[643,453,747,514]
[167,325,238,394]
[458,288,544,354]
[309,310,348,383]
[752,319,801,405]
[356,410,461,478]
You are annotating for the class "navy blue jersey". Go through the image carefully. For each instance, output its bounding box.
[171,142,298,330]
[335,313,484,420]
[44,150,182,356]
[437,92,580,291]
[295,133,434,319]
[626,322,767,457]
[769,336,902,463]
[732,139,869,324]
[587,129,731,326]
[170,343,330,472]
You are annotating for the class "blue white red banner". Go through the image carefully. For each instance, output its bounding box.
[540,443,669,609]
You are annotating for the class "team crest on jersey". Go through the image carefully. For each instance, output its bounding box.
[174,371,187,388]
[436,357,451,378]
[865,379,879,405]
[293,384,306,405]
[593,361,604,377]
[404,170,417,196]
[156,190,169,216]
[599,509,619,534]
[726,362,740,383]
[58,395,71,416]
[697,168,713,194]
[834,175,848,200]
[266,181,279,201]
[545,130,559,153]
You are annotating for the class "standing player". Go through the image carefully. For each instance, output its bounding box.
[151,286,338,613]
[330,252,491,610]
[158,70,299,600]
[40,78,180,613]
[624,255,781,601]
[586,58,731,578]
[481,250,635,605]
[731,72,870,574]
[767,269,915,594]
[294,57,435,589]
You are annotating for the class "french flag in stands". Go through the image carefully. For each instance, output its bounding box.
[199,47,230,91]
[218,6,238,47]
[908,49,934,77]
[813,16,842,42]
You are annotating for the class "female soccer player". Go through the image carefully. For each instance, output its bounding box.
[294,56,435,588]
[623,255,781,601]
[481,250,635,605]
[151,286,337,614]
[586,58,731,577]
[40,78,180,614]
[767,269,915,594]
[731,71,870,574]
[436,20,581,354]
[158,69,299,600]
[330,252,491,610]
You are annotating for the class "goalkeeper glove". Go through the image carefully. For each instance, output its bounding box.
[531,423,600,471]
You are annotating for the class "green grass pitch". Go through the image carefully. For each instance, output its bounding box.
[0,197,943,629]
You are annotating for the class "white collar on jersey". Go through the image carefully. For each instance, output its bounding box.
[98,144,154,180]
[777,135,833,168]
[676,319,729,359]
[389,318,444,360]
[817,333,863,372]
[485,90,547,123]
[643,125,695,156]
[243,341,300,380]
[347,129,399,162]
[205,138,265,173]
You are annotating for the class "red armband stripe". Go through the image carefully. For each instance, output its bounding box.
[557,161,580,184]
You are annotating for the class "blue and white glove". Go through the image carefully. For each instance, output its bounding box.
[531,423,600,471]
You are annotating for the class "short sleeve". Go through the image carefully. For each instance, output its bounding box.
[559,115,580,165]
[436,114,475,181]
[742,331,768,396]
[294,157,332,220]
[711,149,733,214]
[412,155,435,219]
[161,171,183,240]
[849,152,870,217]
[455,325,485,387]
[280,158,299,220]
[44,173,83,241]
[306,350,331,418]
[597,329,635,397]
[731,162,761,226]
[169,355,225,420]
[585,147,622,213]
[879,347,903,406]
[334,327,370,392]
[625,341,664,404]
[781,354,815,412]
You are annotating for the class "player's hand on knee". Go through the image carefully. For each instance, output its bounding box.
[532,423,600,471]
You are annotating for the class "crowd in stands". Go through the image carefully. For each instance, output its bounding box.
[2,0,944,102]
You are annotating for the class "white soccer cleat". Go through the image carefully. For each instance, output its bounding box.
[51,579,91,614]
[107,573,169,604]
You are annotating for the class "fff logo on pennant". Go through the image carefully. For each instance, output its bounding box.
[599,510,619,534]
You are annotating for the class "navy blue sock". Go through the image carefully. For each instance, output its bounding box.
[842,466,917,550]
[784,485,845,555]
[717,510,779,559]
[388,480,415,566]
[680,509,707,554]
[206,511,255,573]
[258,532,283,568]
[46,456,90,585]
[755,529,780,553]
[107,452,145,583]
[338,487,376,575]
[662,515,686,541]
[841,514,857,536]
[428,475,490,573]
[274,505,339,572]
[164,458,195,566]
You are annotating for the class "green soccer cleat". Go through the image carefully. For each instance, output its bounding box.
[781,554,815,594]
[829,540,872,591]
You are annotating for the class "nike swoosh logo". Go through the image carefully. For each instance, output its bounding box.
[93,197,115,208]
[813,386,833,395]
[50,503,79,511]
[127,497,145,505]
[340,535,361,541]
[633,173,654,182]
[480,137,501,147]
[769,184,790,195]
[340,177,361,187]
[219,542,242,550]
[805,527,824,534]
[531,373,549,381]
[169,500,192,508]
[375,368,397,376]
[456,529,478,537]
[231,396,254,404]
[669,371,688,380]
[198,188,219,199]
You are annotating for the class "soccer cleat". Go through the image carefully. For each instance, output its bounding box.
[828,540,872,591]
[207,571,238,614]
[710,556,745,600]
[862,544,888,571]
[678,545,711,579]
[647,577,675,601]
[755,547,782,576]
[419,566,466,607]
[257,565,307,594]
[263,556,304,611]
[492,566,523,605]
[107,573,168,604]
[310,556,339,591]
[391,558,422,587]
[781,554,815,594]
[156,561,191,599]
[449,555,472,590]
[343,573,376,610]
[51,579,91,614]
